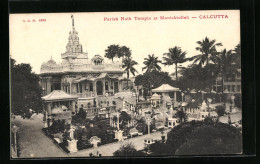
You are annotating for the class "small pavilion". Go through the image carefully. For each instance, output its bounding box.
[152,84,180,103]
[41,90,78,127]
[150,93,161,107]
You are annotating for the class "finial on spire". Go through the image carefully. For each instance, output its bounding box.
[51,55,53,60]
[71,14,75,29]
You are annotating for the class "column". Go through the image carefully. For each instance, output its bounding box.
[117,112,120,130]
[69,82,72,94]
[147,119,150,135]
[93,81,96,95]
[103,80,106,95]
[119,81,122,92]
[44,111,48,128]
[72,100,76,113]
[46,77,52,94]
[47,102,52,116]
[174,92,177,102]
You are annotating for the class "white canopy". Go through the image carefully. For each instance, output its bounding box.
[41,90,78,102]
[152,84,180,92]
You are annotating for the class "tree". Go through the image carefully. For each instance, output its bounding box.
[72,106,87,126]
[122,57,138,87]
[178,63,219,92]
[119,46,131,59]
[119,111,131,129]
[163,46,189,81]
[215,105,226,118]
[104,44,120,62]
[175,123,242,155]
[233,43,241,69]
[165,121,242,155]
[142,54,162,73]
[113,142,145,156]
[191,37,222,67]
[10,58,42,118]
[148,141,173,156]
[134,70,177,97]
[175,110,187,123]
[217,49,237,93]
[105,45,132,62]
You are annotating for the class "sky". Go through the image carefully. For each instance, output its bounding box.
[9,10,240,75]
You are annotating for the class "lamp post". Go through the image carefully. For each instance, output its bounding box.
[12,124,19,157]
[145,112,152,135]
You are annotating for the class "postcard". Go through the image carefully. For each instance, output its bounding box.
[10,10,242,158]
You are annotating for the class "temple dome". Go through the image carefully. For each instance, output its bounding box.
[41,58,59,67]
[151,93,161,100]
[91,54,104,65]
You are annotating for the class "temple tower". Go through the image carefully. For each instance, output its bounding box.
[61,15,88,61]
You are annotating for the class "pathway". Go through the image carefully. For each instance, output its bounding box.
[70,130,167,157]
[12,114,68,158]
[219,111,242,123]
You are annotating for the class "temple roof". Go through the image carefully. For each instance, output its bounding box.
[61,15,87,59]
[152,84,180,92]
[151,93,161,100]
[42,90,78,102]
[41,57,59,67]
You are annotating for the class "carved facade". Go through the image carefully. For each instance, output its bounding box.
[39,15,125,97]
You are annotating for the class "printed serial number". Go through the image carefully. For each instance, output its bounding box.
[23,19,46,22]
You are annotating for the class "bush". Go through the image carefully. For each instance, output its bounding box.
[113,142,145,156]
[175,123,242,155]
[215,105,226,117]
[47,120,66,134]
[165,121,242,155]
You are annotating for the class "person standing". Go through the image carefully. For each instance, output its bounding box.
[228,115,232,125]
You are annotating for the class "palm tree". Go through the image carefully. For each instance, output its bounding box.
[163,46,188,81]
[233,43,241,69]
[142,54,162,73]
[191,37,223,67]
[122,57,138,87]
[217,49,236,93]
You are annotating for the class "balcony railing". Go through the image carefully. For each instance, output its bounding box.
[40,63,123,74]
[72,92,93,98]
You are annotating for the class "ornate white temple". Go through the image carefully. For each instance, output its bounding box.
[40,15,125,97]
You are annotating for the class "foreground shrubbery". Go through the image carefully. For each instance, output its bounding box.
[148,120,242,156]
[113,142,145,157]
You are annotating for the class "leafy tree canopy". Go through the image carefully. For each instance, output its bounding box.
[164,121,242,155]
[11,58,42,118]
[105,45,132,62]
[178,64,219,91]
[134,70,177,93]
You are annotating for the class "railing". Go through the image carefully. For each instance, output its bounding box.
[40,63,123,74]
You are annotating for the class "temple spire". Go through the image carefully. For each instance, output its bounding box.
[71,14,75,30]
